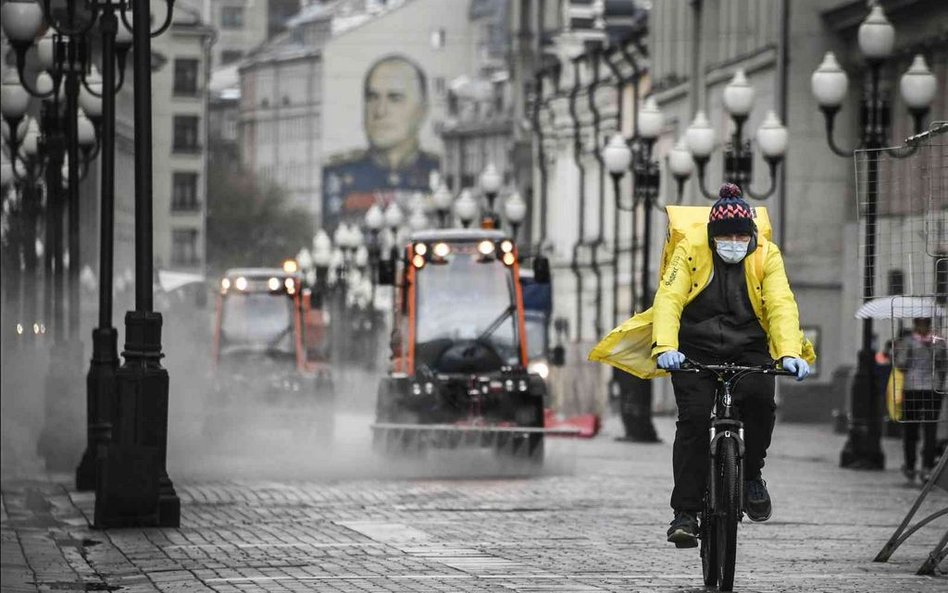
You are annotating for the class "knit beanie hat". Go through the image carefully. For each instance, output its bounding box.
[708,183,756,237]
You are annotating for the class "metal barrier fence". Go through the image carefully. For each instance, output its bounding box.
[855,122,948,423]
[858,123,948,575]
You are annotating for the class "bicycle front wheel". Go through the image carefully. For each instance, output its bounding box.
[700,494,718,587]
[716,437,741,591]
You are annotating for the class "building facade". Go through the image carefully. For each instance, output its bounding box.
[438,0,514,196]
[528,0,948,419]
[151,6,216,274]
[201,0,268,69]
[238,3,332,215]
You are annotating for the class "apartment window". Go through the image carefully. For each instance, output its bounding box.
[171,229,199,266]
[172,115,200,153]
[171,172,199,211]
[220,5,244,29]
[430,28,445,49]
[220,50,243,65]
[173,58,199,96]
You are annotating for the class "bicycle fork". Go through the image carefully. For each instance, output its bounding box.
[707,425,746,516]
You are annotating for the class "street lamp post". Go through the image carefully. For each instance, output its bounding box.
[454,189,477,228]
[599,95,667,443]
[75,0,133,494]
[810,4,936,470]
[1,83,43,345]
[383,202,404,262]
[504,191,527,242]
[432,183,453,228]
[407,205,429,233]
[479,163,502,225]
[311,230,332,308]
[2,20,78,468]
[364,203,384,298]
[97,0,180,527]
[684,69,788,200]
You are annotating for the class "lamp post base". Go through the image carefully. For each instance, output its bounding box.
[38,340,85,472]
[614,369,661,443]
[95,311,179,528]
[839,348,885,470]
[76,327,119,491]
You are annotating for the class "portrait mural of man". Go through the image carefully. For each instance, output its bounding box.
[322,54,441,225]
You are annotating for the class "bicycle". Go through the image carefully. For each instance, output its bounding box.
[669,359,793,592]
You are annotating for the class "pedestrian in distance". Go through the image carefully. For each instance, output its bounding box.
[894,317,947,484]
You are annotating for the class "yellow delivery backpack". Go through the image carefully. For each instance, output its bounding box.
[589,205,778,379]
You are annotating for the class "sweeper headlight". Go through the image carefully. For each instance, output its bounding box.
[268,277,281,291]
[234,276,248,291]
[500,240,514,254]
[433,242,450,258]
[282,259,298,273]
[412,254,426,269]
[528,361,550,379]
[502,252,516,266]
[221,277,231,293]
[414,243,428,256]
[478,240,495,256]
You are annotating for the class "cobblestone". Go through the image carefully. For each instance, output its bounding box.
[2,417,946,592]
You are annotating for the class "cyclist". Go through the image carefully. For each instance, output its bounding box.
[653,184,813,548]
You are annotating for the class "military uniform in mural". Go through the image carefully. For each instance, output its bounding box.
[322,148,440,223]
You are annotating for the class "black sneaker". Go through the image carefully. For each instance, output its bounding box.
[666,511,699,548]
[744,478,772,522]
[919,466,934,484]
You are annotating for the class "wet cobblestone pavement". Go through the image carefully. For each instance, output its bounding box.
[3,416,946,592]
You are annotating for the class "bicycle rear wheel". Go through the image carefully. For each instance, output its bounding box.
[716,438,741,591]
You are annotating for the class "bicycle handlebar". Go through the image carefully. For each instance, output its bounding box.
[666,360,795,377]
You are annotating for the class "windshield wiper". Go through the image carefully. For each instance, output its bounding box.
[478,305,515,342]
[266,325,293,350]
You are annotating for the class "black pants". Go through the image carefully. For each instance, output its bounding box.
[903,390,942,470]
[670,351,776,512]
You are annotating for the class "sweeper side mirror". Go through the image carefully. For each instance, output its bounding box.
[533,256,551,284]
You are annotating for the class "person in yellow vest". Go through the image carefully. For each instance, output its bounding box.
[590,183,815,549]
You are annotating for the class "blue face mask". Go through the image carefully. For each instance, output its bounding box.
[715,239,750,264]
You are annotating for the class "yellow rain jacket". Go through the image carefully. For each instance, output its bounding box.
[589,224,816,379]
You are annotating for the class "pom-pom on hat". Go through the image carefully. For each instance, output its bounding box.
[708,183,756,237]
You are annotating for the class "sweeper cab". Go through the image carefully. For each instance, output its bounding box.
[372,229,580,464]
[212,265,333,399]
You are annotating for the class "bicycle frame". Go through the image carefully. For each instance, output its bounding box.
[670,360,793,591]
[681,362,791,507]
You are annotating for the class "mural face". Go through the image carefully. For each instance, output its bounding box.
[322,55,440,227]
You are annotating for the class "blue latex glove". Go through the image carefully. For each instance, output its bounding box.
[657,350,686,370]
[782,357,810,381]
